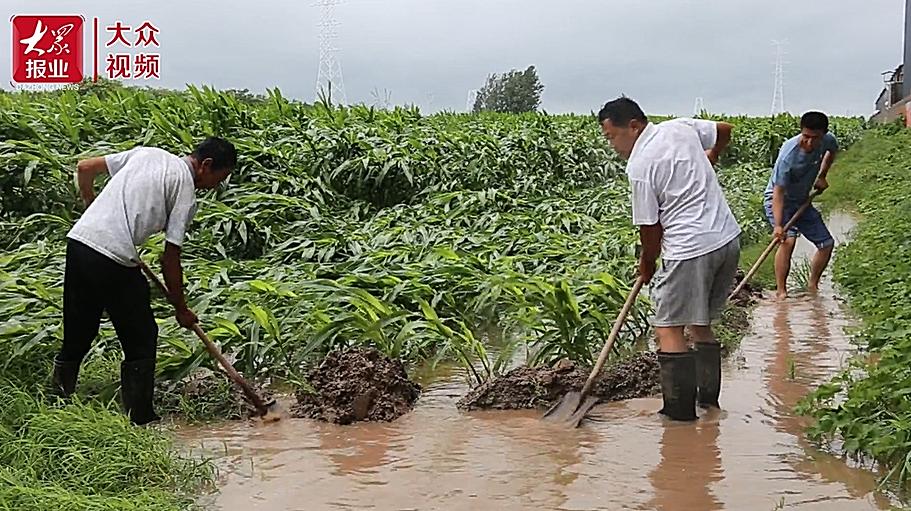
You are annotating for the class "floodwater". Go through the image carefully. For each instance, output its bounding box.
[175,211,898,510]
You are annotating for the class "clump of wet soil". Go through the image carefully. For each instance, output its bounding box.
[730,268,763,307]
[457,352,659,411]
[156,367,272,420]
[292,347,421,424]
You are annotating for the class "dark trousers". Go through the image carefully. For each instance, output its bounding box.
[60,239,158,363]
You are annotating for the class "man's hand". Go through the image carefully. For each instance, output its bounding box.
[639,257,657,283]
[773,226,786,243]
[175,306,198,329]
[82,192,96,209]
[814,177,829,193]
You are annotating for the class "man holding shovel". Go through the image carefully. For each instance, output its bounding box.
[599,97,739,421]
[52,137,236,425]
[764,111,838,299]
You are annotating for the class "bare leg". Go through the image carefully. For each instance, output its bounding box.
[688,325,715,344]
[774,237,797,299]
[808,244,834,293]
[656,326,688,353]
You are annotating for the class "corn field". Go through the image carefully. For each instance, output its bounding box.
[0,82,866,391]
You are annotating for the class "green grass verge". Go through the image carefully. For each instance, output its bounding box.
[796,125,911,488]
[0,384,213,511]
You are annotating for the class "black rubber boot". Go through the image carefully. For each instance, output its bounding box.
[657,351,698,421]
[51,355,80,398]
[120,359,161,426]
[695,342,722,409]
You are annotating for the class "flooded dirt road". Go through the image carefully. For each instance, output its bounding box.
[176,211,898,510]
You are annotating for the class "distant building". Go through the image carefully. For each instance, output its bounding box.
[872,0,911,122]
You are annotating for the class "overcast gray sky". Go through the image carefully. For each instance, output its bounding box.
[2,1,904,116]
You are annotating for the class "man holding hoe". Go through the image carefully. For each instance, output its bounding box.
[52,138,236,425]
[599,97,739,421]
[764,111,838,299]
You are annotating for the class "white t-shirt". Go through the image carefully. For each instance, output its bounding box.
[67,147,198,267]
[625,118,741,261]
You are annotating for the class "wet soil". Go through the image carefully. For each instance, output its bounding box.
[291,347,421,424]
[156,367,273,420]
[457,352,659,411]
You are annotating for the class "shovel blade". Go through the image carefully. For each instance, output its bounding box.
[565,395,600,428]
[542,392,600,428]
[543,391,581,422]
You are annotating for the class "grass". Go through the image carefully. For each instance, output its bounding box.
[739,241,776,291]
[0,384,213,511]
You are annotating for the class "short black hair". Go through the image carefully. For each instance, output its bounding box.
[597,97,648,126]
[800,111,829,132]
[191,137,237,171]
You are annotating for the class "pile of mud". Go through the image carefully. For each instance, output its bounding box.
[156,367,271,420]
[730,268,763,307]
[292,347,421,424]
[457,352,659,411]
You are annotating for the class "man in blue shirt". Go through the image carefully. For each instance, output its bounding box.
[763,111,838,299]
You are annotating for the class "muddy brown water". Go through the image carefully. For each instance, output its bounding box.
[175,211,899,510]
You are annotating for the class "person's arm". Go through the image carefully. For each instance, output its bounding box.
[638,223,663,282]
[161,242,197,328]
[75,157,108,207]
[628,161,662,283]
[816,148,837,192]
[772,185,786,242]
[705,122,734,165]
[76,148,138,207]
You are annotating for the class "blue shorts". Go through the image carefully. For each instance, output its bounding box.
[763,201,834,249]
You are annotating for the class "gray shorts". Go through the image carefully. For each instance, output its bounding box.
[650,237,740,327]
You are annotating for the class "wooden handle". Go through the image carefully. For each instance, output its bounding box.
[136,260,270,413]
[727,190,820,301]
[579,277,645,398]
[190,323,269,410]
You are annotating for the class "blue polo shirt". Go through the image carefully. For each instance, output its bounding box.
[763,133,838,209]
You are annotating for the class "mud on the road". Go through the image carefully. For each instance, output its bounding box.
[292,347,422,424]
[457,352,659,411]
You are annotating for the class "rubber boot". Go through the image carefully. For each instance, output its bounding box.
[120,359,161,426]
[695,342,722,409]
[657,351,698,421]
[51,355,80,398]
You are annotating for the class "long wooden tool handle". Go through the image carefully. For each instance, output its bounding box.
[579,277,645,398]
[727,190,820,301]
[137,261,269,412]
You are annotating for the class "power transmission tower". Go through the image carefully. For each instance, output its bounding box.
[370,87,391,109]
[315,0,347,105]
[770,40,787,115]
[466,89,478,112]
[693,97,705,116]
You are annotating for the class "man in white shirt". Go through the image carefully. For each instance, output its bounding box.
[599,97,740,421]
[52,137,236,425]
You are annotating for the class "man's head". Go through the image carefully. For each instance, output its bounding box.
[598,97,649,159]
[190,137,237,189]
[798,111,829,153]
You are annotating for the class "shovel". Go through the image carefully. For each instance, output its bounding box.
[543,276,645,427]
[727,189,821,301]
[137,260,282,422]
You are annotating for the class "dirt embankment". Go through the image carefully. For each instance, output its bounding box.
[292,347,421,425]
[457,352,659,411]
